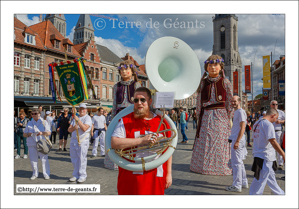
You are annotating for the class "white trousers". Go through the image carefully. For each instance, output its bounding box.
[99,131,106,156]
[70,140,89,179]
[231,137,248,189]
[249,160,284,195]
[28,145,50,177]
[92,130,105,156]
[92,130,100,156]
[275,131,283,165]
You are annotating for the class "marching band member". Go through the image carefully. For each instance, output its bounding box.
[68,103,92,183]
[23,108,51,180]
[105,59,141,170]
[91,107,107,158]
[190,54,233,175]
[111,87,172,195]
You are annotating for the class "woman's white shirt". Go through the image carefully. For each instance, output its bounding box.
[24,118,51,146]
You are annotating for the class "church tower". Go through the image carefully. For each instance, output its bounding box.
[45,14,67,37]
[73,14,95,44]
[212,14,242,97]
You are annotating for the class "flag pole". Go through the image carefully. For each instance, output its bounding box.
[72,106,81,146]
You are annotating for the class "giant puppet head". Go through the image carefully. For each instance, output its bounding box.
[118,60,138,82]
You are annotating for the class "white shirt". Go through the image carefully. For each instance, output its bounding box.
[230,108,247,141]
[92,114,106,129]
[24,118,51,147]
[46,116,53,131]
[252,119,276,161]
[112,113,157,138]
[70,114,92,143]
[272,109,285,131]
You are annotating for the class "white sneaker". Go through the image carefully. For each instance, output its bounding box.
[23,155,28,159]
[69,177,77,182]
[44,175,50,180]
[15,155,20,159]
[242,183,249,188]
[225,185,242,193]
[77,178,86,183]
[30,176,37,180]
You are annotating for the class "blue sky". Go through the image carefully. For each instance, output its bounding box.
[21,14,285,99]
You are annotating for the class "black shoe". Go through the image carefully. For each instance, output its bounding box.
[56,148,62,152]
[63,148,67,151]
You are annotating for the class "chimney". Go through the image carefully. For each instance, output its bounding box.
[125,53,130,60]
[39,14,43,22]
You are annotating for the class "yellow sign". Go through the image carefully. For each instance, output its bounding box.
[263,55,271,89]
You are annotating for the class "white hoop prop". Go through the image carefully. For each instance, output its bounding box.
[105,105,178,172]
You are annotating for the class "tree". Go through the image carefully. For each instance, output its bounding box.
[255,94,263,100]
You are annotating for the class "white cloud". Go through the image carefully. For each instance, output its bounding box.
[94,36,145,64]
[66,26,76,42]
[15,14,40,26]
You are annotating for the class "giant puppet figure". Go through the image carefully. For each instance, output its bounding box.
[190,54,234,176]
[104,59,141,170]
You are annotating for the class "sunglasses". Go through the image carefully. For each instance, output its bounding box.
[31,113,38,115]
[133,98,147,103]
[271,104,278,105]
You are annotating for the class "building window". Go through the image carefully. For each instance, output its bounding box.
[24,78,30,94]
[25,55,30,68]
[95,68,99,79]
[116,74,120,81]
[90,53,94,61]
[142,81,146,87]
[34,79,39,95]
[90,67,94,79]
[14,77,19,93]
[221,54,225,62]
[94,86,98,98]
[102,86,107,98]
[220,31,225,49]
[49,79,52,96]
[34,57,40,70]
[102,69,107,80]
[109,87,113,99]
[25,34,35,45]
[109,70,113,81]
[14,52,20,66]
[67,44,71,52]
[55,40,60,49]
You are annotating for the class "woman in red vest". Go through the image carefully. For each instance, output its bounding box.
[105,59,141,170]
[190,54,233,175]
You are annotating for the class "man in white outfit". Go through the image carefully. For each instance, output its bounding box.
[23,108,51,180]
[225,96,248,192]
[91,108,107,157]
[68,103,92,183]
[270,100,285,170]
[249,108,285,195]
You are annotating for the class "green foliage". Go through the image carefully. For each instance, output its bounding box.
[255,94,263,100]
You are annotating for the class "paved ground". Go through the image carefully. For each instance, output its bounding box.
[14,122,285,195]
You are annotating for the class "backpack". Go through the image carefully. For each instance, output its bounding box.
[185,112,188,121]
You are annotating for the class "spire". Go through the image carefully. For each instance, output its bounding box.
[75,14,94,31]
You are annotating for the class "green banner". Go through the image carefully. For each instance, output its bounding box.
[55,63,85,106]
